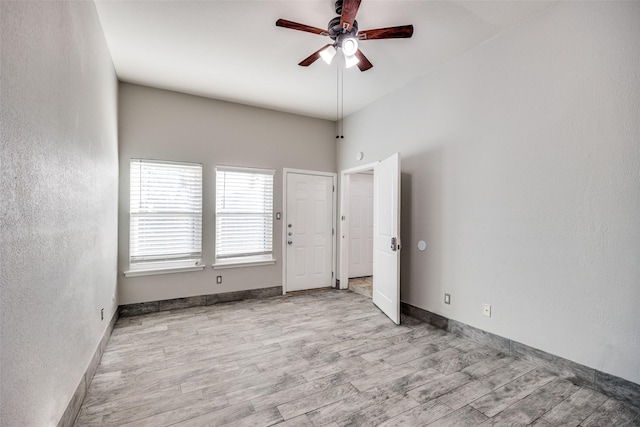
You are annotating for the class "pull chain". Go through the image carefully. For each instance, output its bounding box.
[336,56,344,139]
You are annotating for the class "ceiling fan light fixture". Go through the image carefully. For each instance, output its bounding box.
[320,45,337,64]
[344,54,360,68]
[277,0,413,72]
[341,37,359,57]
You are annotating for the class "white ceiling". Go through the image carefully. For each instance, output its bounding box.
[95,0,555,121]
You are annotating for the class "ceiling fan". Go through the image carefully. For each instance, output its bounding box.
[276,0,413,72]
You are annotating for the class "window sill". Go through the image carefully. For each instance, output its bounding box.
[124,264,206,277]
[213,258,276,270]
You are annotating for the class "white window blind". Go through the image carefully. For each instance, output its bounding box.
[216,166,274,260]
[130,159,202,268]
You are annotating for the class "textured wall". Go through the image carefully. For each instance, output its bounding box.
[338,1,640,384]
[118,83,336,304]
[0,2,118,426]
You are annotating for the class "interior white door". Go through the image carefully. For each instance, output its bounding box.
[349,173,374,278]
[286,173,334,292]
[373,153,401,324]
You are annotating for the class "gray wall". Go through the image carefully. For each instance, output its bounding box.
[0,2,119,426]
[118,83,336,304]
[338,2,640,385]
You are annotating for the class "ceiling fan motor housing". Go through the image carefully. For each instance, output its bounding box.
[327,16,358,41]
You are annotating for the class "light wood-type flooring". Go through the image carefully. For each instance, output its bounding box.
[348,277,372,299]
[75,289,640,426]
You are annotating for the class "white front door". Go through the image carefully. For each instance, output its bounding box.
[349,173,374,278]
[373,153,401,324]
[285,172,334,292]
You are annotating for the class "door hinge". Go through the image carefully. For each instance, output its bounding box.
[332,271,334,278]
[333,185,335,192]
[332,228,335,235]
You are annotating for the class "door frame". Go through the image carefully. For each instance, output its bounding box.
[282,168,337,294]
[338,161,379,290]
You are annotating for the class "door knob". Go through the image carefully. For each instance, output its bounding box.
[390,237,401,251]
[287,240,293,245]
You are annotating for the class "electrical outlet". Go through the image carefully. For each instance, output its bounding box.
[101,308,104,321]
[444,294,451,305]
[216,276,222,284]
[483,304,491,317]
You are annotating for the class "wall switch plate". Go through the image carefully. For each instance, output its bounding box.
[444,294,451,305]
[216,276,222,284]
[483,304,491,317]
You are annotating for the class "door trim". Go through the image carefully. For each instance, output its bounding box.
[338,162,379,290]
[282,169,337,295]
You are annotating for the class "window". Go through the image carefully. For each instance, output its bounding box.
[215,166,274,266]
[126,159,203,276]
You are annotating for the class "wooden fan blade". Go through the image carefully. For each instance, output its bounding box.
[276,19,329,36]
[340,0,361,31]
[355,49,373,72]
[299,44,333,67]
[358,25,414,40]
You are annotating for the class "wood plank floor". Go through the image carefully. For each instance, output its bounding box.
[75,289,640,427]
[348,277,372,299]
